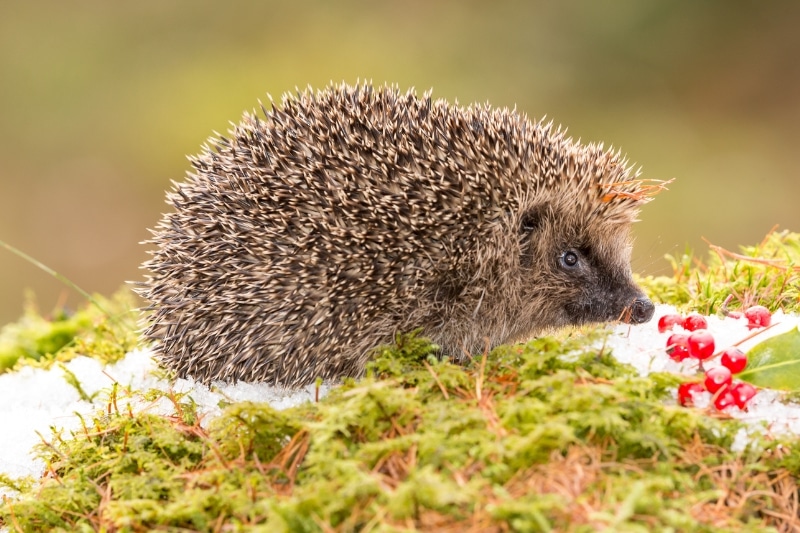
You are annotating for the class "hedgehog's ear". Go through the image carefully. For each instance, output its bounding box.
[519,204,548,234]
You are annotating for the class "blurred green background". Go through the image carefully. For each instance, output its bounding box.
[1,1,798,326]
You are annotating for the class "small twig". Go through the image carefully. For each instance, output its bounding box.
[475,338,489,402]
[5,498,24,533]
[702,237,800,271]
[729,321,783,349]
[423,361,449,399]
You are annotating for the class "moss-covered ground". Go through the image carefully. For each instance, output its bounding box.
[1,230,799,532]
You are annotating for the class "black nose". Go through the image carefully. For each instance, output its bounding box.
[630,296,655,324]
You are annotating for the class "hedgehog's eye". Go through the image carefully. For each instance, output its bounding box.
[560,250,580,269]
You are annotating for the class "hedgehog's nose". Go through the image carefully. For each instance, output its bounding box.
[630,296,655,324]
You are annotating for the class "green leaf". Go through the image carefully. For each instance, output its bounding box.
[738,327,800,390]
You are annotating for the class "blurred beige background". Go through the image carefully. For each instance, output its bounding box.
[1,1,799,325]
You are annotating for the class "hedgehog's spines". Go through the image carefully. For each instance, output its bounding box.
[140,81,659,387]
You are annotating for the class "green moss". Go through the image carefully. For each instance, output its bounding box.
[0,296,91,371]
[1,330,795,531]
[0,289,139,373]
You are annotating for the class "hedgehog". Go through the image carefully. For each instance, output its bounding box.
[139,82,659,388]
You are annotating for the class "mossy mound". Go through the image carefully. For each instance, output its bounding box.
[2,331,799,531]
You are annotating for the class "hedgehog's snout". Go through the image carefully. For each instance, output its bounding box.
[629,296,655,324]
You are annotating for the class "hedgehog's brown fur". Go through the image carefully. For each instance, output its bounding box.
[139,82,659,387]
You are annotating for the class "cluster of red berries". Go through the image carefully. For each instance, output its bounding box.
[658,305,772,411]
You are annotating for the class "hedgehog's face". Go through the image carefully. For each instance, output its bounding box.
[517,204,654,329]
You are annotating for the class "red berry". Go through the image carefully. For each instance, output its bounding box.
[666,333,690,362]
[730,382,757,409]
[677,382,705,406]
[683,313,708,332]
[714,389,737,410]
[704,366,732,394]
[720,347,747,374]
[687,330,715,360]
[744,305,771,330]
[658,314,685,333]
